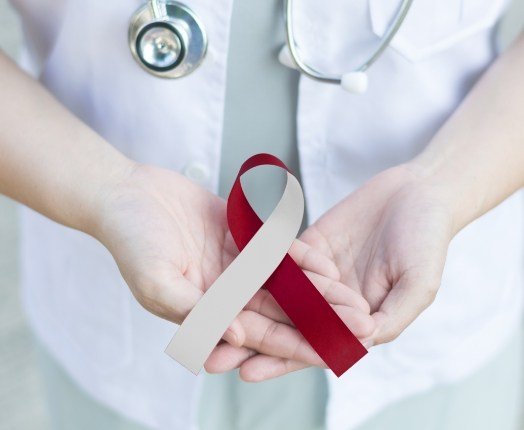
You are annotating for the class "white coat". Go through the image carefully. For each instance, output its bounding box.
[12,0,523,428]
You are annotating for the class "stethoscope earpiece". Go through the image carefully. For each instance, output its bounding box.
[129,0,207,78]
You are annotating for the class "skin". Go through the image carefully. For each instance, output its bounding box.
[208,165,452,380]
[213,33,524,381]
[1,30,524,383]
[97,163,374,367]
[0,50,373,374]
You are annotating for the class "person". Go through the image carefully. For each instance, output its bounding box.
[0,0,523,429]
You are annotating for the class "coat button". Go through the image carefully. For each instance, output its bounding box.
[183,161,209,183]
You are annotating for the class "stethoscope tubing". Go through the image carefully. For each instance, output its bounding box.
[284,0,414,84]
[133,0,414,87]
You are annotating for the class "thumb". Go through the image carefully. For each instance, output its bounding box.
[371,270,441,344]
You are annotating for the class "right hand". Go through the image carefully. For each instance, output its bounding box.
[93,163,373,372]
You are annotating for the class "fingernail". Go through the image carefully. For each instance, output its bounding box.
[225,327,239,346]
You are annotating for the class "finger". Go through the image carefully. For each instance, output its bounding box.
[225,217,339,281]
[205,343,257,373]
[238,310,325,367]
[333,305,375,339]
[241,301,373,352]
[223,318,246,347]
[298,224,334,260]
[288,239,340,280]
[238,308,375,382]
[371,272,440,344]
[223,274,371,348]
[239,355,315,382]
[306,271,371,313]
[245,271,371,326]
[245,289,290,324]
[209,308,373,377]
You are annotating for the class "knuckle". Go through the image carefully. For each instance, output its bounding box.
[323,279,338,298]
[302,246,314,266]
[290,339,303,361]
[260,321,280,349]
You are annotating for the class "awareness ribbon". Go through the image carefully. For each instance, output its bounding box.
[165,153,367,376]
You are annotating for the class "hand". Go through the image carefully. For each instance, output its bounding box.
[205,268,375,380]
[230,163,455,380]
[300,164,455,345]
[93,163,362,367]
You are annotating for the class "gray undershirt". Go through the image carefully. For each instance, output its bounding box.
[217,0,300,220]
[200,1,328,430]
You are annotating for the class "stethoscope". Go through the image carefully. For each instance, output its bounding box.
[129,0,414,94]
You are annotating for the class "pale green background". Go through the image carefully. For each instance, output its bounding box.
[0,1,523,429]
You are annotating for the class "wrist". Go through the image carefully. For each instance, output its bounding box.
[80,151,138,240]
[407,153,485,236]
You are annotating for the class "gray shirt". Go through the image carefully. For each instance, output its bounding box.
[217,0,300,221]
[201,1,327,430]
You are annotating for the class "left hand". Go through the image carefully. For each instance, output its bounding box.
[230,163,456,381]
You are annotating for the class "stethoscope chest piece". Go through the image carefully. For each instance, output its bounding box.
[129,1,207,78]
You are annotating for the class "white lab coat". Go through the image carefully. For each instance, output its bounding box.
[12,0,523,429]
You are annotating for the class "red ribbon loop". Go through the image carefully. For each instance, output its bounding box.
[227,153,367,377]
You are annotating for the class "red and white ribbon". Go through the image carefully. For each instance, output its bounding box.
[166,154,367,376]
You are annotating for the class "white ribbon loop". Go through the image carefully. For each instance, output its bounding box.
[165,172,304,374]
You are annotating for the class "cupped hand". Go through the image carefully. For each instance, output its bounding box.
[93,163,365,368]
[300,164,455,345]
[205,267,375,381]
[229,163,455,381]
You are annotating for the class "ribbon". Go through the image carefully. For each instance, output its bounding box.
[166,153,367,376]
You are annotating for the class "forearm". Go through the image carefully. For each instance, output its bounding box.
[413,33,524,234]
[0,51,134,235]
